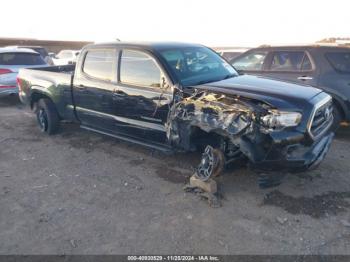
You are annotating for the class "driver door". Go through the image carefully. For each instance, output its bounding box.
[111,49,173,144]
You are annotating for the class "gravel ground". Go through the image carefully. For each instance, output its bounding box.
[1,96,350,255]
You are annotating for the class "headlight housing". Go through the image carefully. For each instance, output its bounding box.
[261,110,302,129]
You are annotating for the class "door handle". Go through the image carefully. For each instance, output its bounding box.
[77,84,87,91]
[297,76,313,81]
[113,90,126,97]
[151,96,168,101]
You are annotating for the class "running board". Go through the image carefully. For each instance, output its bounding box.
[80,125,173,153]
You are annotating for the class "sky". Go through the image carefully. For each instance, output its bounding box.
[2,0,349,47]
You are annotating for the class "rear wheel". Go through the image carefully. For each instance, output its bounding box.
[36,98,60,135]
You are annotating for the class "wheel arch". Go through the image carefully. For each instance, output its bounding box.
[30,91,61,119]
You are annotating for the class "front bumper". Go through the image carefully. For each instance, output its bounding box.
[249,131,334,172]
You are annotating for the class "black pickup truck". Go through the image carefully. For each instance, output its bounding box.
[18,42,334,182]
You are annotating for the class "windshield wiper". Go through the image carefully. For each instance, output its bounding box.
[193,74,236,86]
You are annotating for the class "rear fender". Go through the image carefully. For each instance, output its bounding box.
[30,89,63,119]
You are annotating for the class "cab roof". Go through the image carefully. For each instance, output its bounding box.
[85,41,206,51]
[253,44,350,51]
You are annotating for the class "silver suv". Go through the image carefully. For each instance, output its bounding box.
[0,47,47,97]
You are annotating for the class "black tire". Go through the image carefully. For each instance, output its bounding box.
[331,105,342,132]
[36,98,60,135]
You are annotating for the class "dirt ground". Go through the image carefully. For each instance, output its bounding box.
[1,96,350,255]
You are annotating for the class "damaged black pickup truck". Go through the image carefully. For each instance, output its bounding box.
[18,42,334,183]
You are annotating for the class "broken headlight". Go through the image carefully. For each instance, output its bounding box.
[261,110,302,129]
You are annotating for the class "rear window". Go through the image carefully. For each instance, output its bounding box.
[0,52,46,65]
[83,49,115,81]
[326,52,350,73]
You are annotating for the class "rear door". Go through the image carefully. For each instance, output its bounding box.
[73,48,117,131]
[111,49,173,143]
[264,50,318,86]
[321,51,350,106]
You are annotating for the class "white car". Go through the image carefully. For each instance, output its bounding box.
[216,48,249,62]
[52,50,80,65]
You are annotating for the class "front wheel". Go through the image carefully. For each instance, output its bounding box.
[35,98,60,135]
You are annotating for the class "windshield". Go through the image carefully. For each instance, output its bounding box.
[160,47,238,86]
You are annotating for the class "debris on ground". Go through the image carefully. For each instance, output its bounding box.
[258,173,285,188]
[135,185,143,191]
[184,176,222,208]
[340,219,350,227]
[39,213,50,223]
[199,192,222,208]
[70,239,78,248]
[276,216,288,225]
[49,173,59,178]
[22,156,35,161]
[32,185,48,189]
[189,174,217,193]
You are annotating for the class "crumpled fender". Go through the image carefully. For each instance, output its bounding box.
[165,90,263,151]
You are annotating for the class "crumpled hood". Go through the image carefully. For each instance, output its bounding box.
[196,74,323,109]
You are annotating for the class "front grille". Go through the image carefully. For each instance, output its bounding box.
[310,98,333,138]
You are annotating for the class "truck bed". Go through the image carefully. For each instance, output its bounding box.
[18,65,76,121]
[19,65,75,88]
[27,64,75,74]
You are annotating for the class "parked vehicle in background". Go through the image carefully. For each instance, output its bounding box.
[231,45,350,128]
[0,47,47,97]
[216,48,248,61]
[52,50,80,65]
[6,45,54,65]
[48,52,56,58]
[17,42,334,185]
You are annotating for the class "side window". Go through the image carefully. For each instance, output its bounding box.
[232,51,267,71]
[83,49,114,81]
[120,50,161,88]
[325,52,350,73]
[270,51,312,71]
